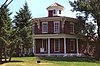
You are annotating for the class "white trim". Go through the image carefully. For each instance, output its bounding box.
[54,39,60,52]
[48,38,50,56]
[54,21,60,33]
[37,20,40,29]
[33,38,35,54]
[64,38,66,55]
[34,53,83,57]
[76,39,79,56]
[47,6,64,11]
[53,10,62,16]
[33,34,79,39]
[42,22,48,33]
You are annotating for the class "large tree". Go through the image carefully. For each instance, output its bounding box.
[0,0,13,62]
[69,0,100,60]
[13,2,32,56]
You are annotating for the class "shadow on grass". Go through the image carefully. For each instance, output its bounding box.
[0,60,24,65]
[38,56,100,63]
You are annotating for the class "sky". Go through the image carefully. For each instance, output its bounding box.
[0,0,76,19]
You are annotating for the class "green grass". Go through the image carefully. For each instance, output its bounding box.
[0,56,100,66]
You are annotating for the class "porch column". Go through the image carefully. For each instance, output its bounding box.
[64,38,66,55]
[48,38,50,56]
[33,38,35,54]
[76,39,79,56]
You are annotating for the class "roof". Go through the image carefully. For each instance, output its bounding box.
[47,2,64,10]
[50,2,64,7]
[32,16,78,23]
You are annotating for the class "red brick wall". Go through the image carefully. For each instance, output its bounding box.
[40,21,42,34]
[35,39,42,53]
[64,21,70,34]
[60,38,64,53]
[78,39,87,53]
[66,38,77,53]
[34,21,63,34]
[34,23,38,34]
[34,20,78,34]
[60,21,62,33]
[66,39,70,52]
[48,21,54,33]
[48,10,53,17]
[50,39,54,53]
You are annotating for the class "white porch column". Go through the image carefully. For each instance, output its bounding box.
[64,38,66,56]
[48,38,50,56]
[76,39,79,56]
[33,38,35,54]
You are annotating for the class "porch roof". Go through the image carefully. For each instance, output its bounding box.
[33,34,80,39]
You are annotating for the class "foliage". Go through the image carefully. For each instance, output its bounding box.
[69,0,100,21]
[69,0,100,59]
[13,2,32,56]
[0,2,15,62]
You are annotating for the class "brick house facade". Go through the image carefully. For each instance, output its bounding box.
[32,3,90,56]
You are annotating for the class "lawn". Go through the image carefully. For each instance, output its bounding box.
[0,56,100,66]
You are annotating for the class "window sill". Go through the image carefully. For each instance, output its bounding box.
[42,32,48,33]
[70,32,75,34]
[54,51,60,52]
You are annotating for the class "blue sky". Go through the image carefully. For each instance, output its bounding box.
[0,0,76,19]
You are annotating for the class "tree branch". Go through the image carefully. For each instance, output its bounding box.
[0,0,13,9]
[6,0,13,8]
[0,0,8,9]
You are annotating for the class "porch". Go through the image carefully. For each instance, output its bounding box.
[33,34,82,56]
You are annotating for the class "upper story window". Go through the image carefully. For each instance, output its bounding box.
[59,10,61,14]
[54,21,60,33]
[53,10,57,14]
[42,22,48,33]
[53,10,61,15]
[70,22,74,34]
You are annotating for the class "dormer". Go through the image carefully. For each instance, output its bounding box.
[47,3,64,17]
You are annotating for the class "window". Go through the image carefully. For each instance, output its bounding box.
[70,39,75,52]
[54,21,60,33]
[42,22,48,33]
[42,39,47,52]
[54,39,60,52]
[53,10,57,14]
[59,10,61,14]
[70,22,74,34]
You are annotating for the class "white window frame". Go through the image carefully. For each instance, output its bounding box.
[54,39,60,52]
[53,10,61,16]
[54,21,60,33]
[70,22,74,34]
[42,22,48,33]
[41,39,47,52]
[53,9,57,14]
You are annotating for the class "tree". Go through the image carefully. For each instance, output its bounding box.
[0,0,13,62]
[13,2,32,56]
[69,0,100,60]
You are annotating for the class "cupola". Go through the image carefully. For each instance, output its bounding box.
[47,3,64,17]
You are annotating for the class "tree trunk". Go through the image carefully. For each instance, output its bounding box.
[4,48,7,62]
[95,22,100,61]
[9,48,13,62]
[0,48,2,62]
